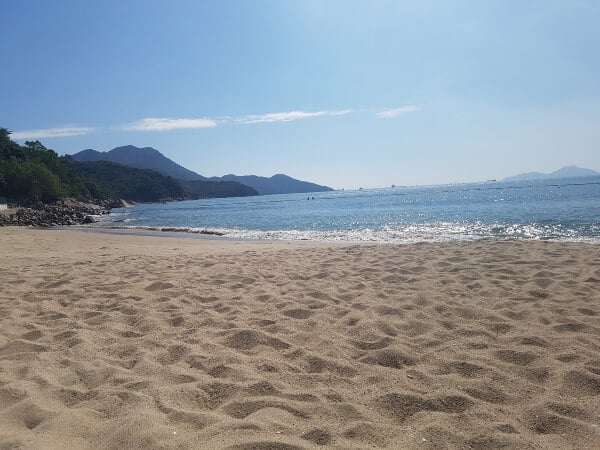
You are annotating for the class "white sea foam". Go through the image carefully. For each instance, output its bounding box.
[97,222,600,244]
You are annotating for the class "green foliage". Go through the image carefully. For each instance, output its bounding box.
[0,129,101,202]
[0,127,258,204]
[64,159,188,202]
[182,179,258,198]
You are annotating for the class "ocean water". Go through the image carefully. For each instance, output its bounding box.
[96,177,600,243]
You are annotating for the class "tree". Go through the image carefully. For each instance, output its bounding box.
[0,173,6,197]
[0,128,97,202]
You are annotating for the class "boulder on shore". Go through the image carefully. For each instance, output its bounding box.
[0,200,113,227]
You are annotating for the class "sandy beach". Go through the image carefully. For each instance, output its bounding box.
[0,228,599,449]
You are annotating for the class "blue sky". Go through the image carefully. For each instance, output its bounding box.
[2,0,599,189]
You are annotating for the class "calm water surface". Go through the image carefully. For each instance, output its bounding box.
[96,177,600,243]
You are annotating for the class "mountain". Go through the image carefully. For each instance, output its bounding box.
[1,130,256,205]
[64,159,258,201]
[72,145,333,195]
[180,179,258,199]
[212,174,333,195]
[64,159,189,202]
[503,166,600,182]
[71,145,205,181]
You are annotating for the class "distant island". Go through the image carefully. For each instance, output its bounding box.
[71,146,333,195]
[503,166,599,182]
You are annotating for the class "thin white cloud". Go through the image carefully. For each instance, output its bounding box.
[13,108,395,139]
[10,126,93,140]
[376,106,422,118]
[238,109,353,124]
[121,117,217,131]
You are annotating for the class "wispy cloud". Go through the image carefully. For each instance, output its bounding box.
[13,107,401,140]
[376,106,422,118]
[121,117,217,131]
[10,126,94,140]
[238,109,353,124]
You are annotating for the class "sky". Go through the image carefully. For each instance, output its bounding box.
[1,0,599,189]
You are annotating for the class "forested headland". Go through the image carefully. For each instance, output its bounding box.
[0,128,257,206]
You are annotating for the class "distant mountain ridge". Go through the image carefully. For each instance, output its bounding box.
[503,166,599,182]
[73,146,206,181]
[71,146,333,195]
[212,174,333,195]
[64,159,257,202]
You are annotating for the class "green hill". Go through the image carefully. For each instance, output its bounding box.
[73,145,206,181]
[0,128,258,205]
[0,128,100,203]
[182,179,258,198]
[72,145,333,195]
[214,173,333,195]
[62,158,188,203]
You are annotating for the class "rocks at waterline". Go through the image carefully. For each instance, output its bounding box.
[0,201,117,227]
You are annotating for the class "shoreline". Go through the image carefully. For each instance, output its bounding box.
[55,226,348,247]
[1,228,599,449]
[68,223,600,245]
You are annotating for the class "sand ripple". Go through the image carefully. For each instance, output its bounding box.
[0,229,599,449]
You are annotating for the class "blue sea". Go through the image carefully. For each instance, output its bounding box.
[95,177,600,243]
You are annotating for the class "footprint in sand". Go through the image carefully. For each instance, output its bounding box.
[561,370,600,397]
[282,309,312,319]
[144,281,175,291]
[375,393,473,421]
[224,330,290,351]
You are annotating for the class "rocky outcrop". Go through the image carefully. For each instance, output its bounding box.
[0,200,118,227]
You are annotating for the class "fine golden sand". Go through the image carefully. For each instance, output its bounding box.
[0,228,599,449]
